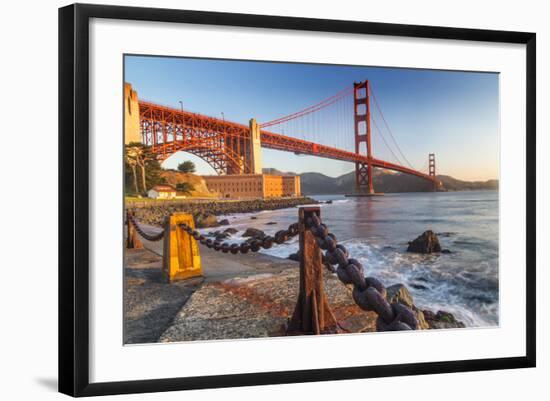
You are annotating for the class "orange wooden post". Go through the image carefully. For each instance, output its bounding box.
[126,210,143,249]
[287,207,337,334]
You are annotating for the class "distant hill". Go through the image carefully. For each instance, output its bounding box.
[295,169,498,194]
[435,175,499,191]
[262,168,295,176]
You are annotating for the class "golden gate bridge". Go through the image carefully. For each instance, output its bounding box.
[135,80,440,194]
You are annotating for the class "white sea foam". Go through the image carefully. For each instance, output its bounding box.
[200,191,499,328]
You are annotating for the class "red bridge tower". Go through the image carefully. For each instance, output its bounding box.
[354,80,374,194]
[429,153,437,191]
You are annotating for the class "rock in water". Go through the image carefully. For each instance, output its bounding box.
[422,309,466,329]
[218,219,230,226]
[215,232,230,241]
[288,251,301,262]
[385,283,430,329]
[242,228,266,239]
[407,230,442,253]
[195,213,219,228]
[223,227,239,235]
[386,283,414,309]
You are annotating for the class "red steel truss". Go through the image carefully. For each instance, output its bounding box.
[139,101,252,175]
[138,95,437,184]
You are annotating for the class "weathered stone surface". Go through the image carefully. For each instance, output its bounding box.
[423,309,437,321]
[128,197,318,227]
[407,230,442,253]
[423,309,465,329]
[195,213,219,228]
[215,232,230,241]
[386,283,414,309]
[223,227,239,235]
[218,218,230,226]
[428,320,466,329]
[383,283,432,329]
[287,251,301,262]
[413,306,430,330]
[242,227,266,239]
[124,248,202,344]
[160,267,378,342]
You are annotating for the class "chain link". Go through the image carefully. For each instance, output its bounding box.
[129,211,418,332]
[127,214,166,242]
[179,222,300,254]
[305,213,419,331]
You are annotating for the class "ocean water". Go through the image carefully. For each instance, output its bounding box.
[201,191,499,328]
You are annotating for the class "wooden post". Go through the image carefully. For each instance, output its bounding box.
[126,210,143,249]
[287,207,337,334]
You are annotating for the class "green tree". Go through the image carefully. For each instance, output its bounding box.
[176,182,195,195]
[177,160,196,173]
[125,142,165,194]
[124,154,139,195]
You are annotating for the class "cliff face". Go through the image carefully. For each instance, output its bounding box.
[160,170,213,197]
[298,170,498,194]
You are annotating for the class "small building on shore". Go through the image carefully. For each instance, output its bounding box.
[147,184,177,199]
[202,174,301,199]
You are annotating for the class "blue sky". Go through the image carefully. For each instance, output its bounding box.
[125,55,499,181]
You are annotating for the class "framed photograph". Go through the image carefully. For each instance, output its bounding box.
[58,3,536,397]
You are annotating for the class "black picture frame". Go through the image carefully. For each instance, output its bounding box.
[59,3,536,397]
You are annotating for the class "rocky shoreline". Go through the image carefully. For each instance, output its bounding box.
[125,237,465,343]
[128,196,318,228]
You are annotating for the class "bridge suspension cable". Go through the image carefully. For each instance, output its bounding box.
[418,159,429,174]
[259,85,355,153]
[371,117,405,166]
[369,85,416,170]
[260,86,353,129]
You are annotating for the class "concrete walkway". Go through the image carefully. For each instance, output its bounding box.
[124,224,377,344]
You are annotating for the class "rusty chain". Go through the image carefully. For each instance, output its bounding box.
[129,211,418,331]
[179,222,299,255]
[127,214,166,242]
[305,213,419,331]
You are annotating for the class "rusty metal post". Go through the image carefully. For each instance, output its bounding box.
[287,207,338,335]
[126,210,143,249]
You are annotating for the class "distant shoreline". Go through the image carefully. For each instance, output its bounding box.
[306,188,499,196]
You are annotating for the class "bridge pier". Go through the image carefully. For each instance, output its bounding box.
[355,162,375,194]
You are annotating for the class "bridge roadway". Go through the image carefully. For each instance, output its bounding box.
[139,100,436,184]
[259,129,435,182]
